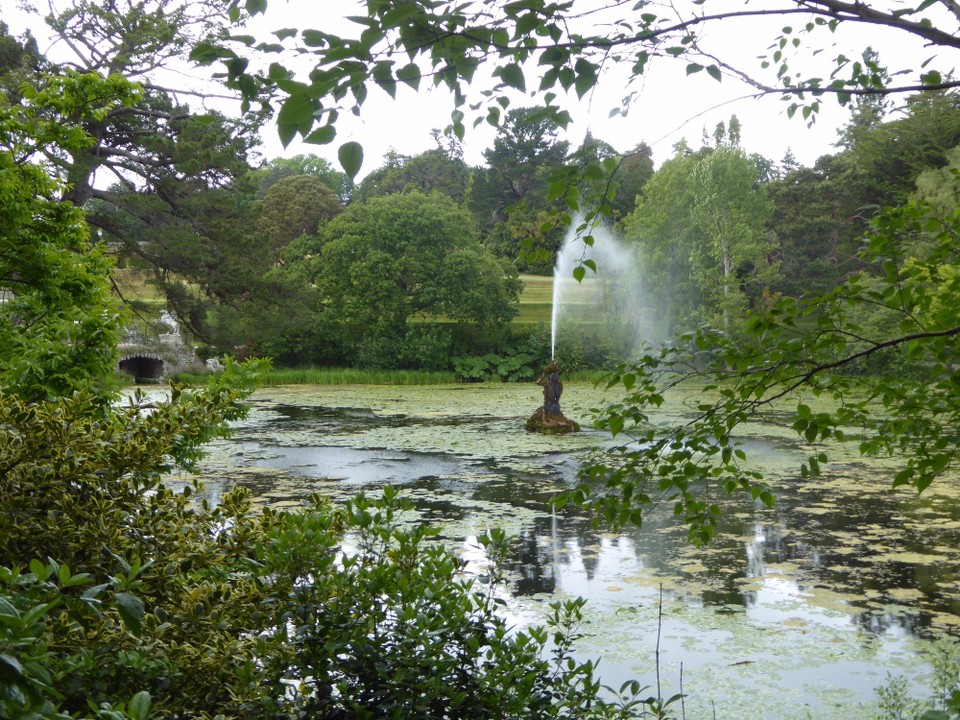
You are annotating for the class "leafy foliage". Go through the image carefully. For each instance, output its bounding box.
[259,489,652,719]
[255,190,523,366]
[0,74,128,403]
[571,194,960,543]
[203,0,960,180]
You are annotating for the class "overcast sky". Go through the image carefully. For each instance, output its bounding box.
[7,0,953,176]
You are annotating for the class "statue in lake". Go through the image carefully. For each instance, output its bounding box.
[525,361,580,434]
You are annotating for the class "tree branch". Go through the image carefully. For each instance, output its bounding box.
[766,325,960,404]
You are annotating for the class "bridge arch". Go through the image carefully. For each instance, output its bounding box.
[118,355,165,382]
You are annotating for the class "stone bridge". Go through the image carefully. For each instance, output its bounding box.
[117,312,200,383]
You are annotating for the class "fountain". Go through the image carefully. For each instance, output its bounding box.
[531,218,653,434]
[549,219,653,361]
[524,361,580,434]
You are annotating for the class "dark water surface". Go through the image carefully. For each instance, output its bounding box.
[166,383,960,718]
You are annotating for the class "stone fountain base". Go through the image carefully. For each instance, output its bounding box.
[525,361,580,434]
[524,407,581,434]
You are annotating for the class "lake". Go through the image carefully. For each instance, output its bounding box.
[164,381,960,718]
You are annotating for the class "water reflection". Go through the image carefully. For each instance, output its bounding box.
[177,384,960,714]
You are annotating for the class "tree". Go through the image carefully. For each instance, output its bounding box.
[251,153,353,202]
[688,145,777,335]
[354,143,471,204]
[622,147,706,337]
[765,152,872,298]
[468,107,572,271]
[14,0,263,340]
[0,72,128,403]
[2,68,638,720]
[279,191,522,367]
[199,0,960,535]
[254,173,342,250]
[0,22,39,99]
[608,143,655,226]
[470,106,570,225]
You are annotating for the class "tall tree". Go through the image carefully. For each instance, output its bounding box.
[354,143,471,204]
[622,147,706,337]
[251,153,352,202]
[16,0,263,337]
[469,107,572,271]
[267,191,521,367]
[608,142,655,226]
[689,145,776,335]
[471,106,570,224]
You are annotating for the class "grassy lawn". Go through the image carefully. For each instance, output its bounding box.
[111,266,168,310]
[514,274,552,326]
[515,273,609,327]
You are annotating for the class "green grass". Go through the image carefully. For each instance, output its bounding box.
[112,266,167,308]
[515,273,611,327]
[515,274,552,326]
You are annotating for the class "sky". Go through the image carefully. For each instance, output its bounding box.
[248,0,858,170]
[6,0,955,176]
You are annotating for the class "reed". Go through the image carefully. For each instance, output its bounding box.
[260,367,459,386]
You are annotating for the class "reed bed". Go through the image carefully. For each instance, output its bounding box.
[259,367,459,386]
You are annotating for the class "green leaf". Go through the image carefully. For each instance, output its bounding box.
[706,64,722,81]
[189,42,221,64]
[301,29,328,47]
[686,63,703,74]
[0,653,24,678]
[276,94,318,147]
[338,141,365,179]
[573,59,598,98]
[305,125,336,144]
[396,63,421,90]
[115,592,145,636]
[499,63,526,91]
[372,62,396,98]
[128,691,152,720]
[572,265,586,283]
[609,414,624,436]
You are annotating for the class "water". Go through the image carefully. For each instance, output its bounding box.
[168,382,958,717]
[549,219,654,360]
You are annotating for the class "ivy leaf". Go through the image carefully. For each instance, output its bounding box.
[338,141,364,179]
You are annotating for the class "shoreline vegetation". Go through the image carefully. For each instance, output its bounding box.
[172,366,609,386]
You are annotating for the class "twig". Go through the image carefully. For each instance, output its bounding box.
[656,582,663,699]
[680,661,686,720]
